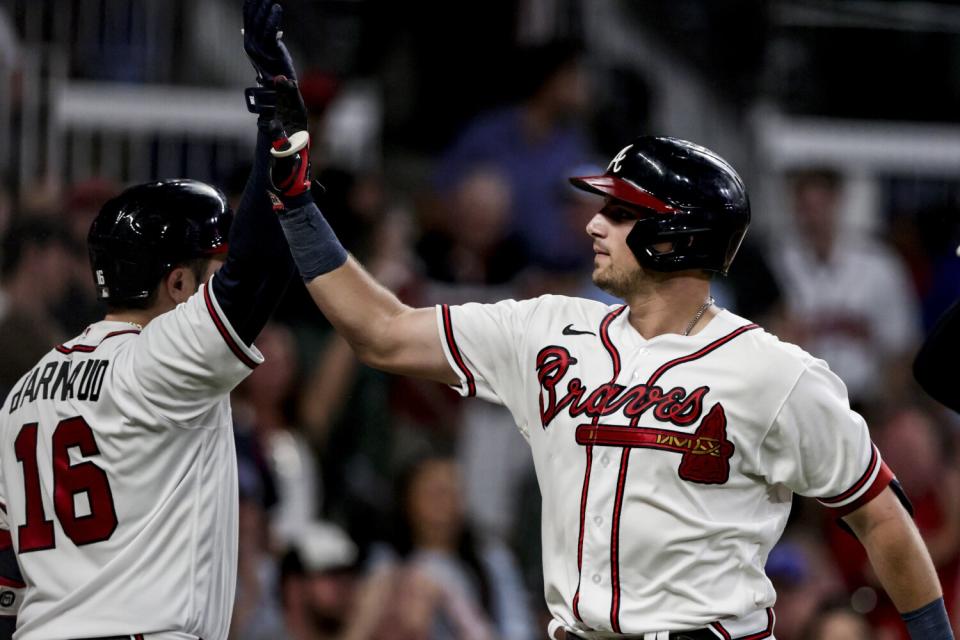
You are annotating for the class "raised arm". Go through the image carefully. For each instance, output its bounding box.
[843,487,955,639]
[284,232,456,384]
[243,1,455,384]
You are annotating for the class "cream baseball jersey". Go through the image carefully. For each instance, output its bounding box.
[0,280,262,640]
[437,295,892,639]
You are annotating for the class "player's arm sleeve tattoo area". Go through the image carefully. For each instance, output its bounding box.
[913,299,960,413]
[210,125,296,346]
[758,360,893,516]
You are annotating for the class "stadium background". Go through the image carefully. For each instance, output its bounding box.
[0,1,958,638]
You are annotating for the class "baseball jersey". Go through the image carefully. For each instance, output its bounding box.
[0,280,262,640]
[437,295,892,639]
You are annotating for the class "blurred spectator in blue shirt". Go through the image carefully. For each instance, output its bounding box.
[432,41,592,270]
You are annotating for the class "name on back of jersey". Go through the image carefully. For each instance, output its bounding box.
[8,358,110,413]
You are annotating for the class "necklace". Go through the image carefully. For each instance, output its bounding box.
[683,297,715,336]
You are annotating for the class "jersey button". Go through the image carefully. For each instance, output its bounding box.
[592,574,602,584]
[600,455,611,466]
[593,515,603,525]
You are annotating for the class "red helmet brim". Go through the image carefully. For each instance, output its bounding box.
[569,175,679,214]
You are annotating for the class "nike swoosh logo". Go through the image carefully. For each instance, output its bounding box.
[563,324,596,336]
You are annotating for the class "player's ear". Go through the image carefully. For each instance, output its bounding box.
[164,266,194,305]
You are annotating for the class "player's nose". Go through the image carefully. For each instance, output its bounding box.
[586,211,607,238]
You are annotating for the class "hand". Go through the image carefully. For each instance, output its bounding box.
[243,0,296,84]
[267,77,311,200]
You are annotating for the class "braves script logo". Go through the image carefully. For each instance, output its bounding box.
[536,345,734,484]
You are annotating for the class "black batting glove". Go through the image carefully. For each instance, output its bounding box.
[267,77,312,202]
[243,0,296,85]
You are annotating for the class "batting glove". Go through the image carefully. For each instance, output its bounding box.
[243,0,296,85]
[267,76,312,201]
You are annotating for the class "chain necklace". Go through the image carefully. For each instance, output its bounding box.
[682,297,715,336]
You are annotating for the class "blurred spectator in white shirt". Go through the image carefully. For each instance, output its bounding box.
[771,168,921,409]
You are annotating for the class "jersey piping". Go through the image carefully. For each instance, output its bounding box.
[818,444,893,517]
[440,304,477,397]
[572,305,628,623]
[710,607,775,639]
[55,330,141,355]
[202,282,259,369]
[606,321,760,632]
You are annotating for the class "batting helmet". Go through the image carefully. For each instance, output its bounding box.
[570,136,750,274]
[88,179,232,303]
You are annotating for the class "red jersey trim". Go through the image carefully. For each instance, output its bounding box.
[710,607,776,639]
[202,283,260,369]
[55,329,141,355]
[820,446,894,517]
[0,576,24,589]
[572,305,627,622]
[647,324,759,386]
[441,305,476,397]
[818,444,889,506]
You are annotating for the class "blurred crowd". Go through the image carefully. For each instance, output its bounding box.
[3,3,960,639]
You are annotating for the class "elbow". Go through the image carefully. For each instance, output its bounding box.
[350,337,397,372]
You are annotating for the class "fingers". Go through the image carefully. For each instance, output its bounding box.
[266,4,283,40]
[243,0,263,31]
[254,0,274,38]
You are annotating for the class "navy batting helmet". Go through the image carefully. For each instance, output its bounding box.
[88,179,232,303]
[570,136,750,275]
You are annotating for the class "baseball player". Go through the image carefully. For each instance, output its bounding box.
[264,21,949,640]
[0,2,306,638]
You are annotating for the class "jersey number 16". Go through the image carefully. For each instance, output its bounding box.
[14,417,118,553]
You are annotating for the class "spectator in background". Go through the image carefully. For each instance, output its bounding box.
[0,217,71,398]
[771,168,921,409]
[803,600,873,640]
[280,522,361,640]
[432,40,592,270]
[231,449,287,640]
[417,166,528,288]
[825,406,960,639]
[372,454,534,640]
[764,540,846,640]
[54,178,120,335]
[233,322,322,549]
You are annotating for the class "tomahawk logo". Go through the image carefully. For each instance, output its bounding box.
[607,144,632,174]
[575,403,735,484]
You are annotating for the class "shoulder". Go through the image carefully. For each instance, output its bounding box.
[716,310,819,376]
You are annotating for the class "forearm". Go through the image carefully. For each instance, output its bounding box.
[857,509,942,612]
[277,200,454,382]
[211,125,296,345]
[303,256,416,367]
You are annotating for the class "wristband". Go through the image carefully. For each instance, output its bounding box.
[276,201,348,280]
[902,597,954,640]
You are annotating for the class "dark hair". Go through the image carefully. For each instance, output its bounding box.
[1,217,70,279]
[105,256,211,312]
[391,453,493,616]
